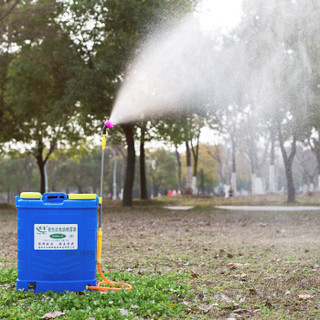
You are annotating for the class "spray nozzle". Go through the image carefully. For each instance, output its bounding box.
[102,119,113,135]
[101,119,113,150]
[105,119,114,129]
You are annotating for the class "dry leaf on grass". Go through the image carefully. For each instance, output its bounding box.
[298,294,312,300]
[228,263,249,269]
[249,288,264,299]
[40,310,65,319]
[214,293,233,303]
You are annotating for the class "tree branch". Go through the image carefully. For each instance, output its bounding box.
[0,0,20,22]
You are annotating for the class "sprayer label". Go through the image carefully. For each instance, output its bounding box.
[34,224,78,250]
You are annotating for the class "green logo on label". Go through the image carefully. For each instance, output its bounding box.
[50,233,66,239]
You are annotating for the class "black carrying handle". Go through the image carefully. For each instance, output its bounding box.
[42,192,67,203]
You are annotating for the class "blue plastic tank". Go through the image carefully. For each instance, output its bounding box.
[16,192,98,293]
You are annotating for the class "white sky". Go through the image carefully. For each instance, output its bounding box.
[197,0,243,34]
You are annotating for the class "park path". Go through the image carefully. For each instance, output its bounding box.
[216,205,320,211]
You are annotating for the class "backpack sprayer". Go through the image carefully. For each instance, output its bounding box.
[15,119,132,293]
[87,119,132,292]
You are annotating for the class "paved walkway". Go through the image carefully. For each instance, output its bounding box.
[164,206,195,210]
[215,206,320,211]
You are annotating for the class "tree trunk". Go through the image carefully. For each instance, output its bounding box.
[230,136,237,196]
[284,160,296,202]
[35,142,46,194]
[310,140,320,190]
[175,148,182,192]
[139,125,148,199]
[77,184,82,194]
[34,139,56,194]
[199,168,205,194]
[231,136,236,173]
[269,130,276,193]
[278,126,296,203]
[191,128,201,195]
[269,164,276,193]
[37,158,46,194]
[185,141,192,192]
[231,172,237,196]
[122,124,136,206]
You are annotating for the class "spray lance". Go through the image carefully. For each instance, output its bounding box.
[87,119,132,292]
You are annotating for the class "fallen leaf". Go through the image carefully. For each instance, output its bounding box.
[191,273,200,278]
[298,294,312,300]
[41,310,65,319]
[228,313,242,319]
[214,293,233,303]
[228,263,249,269]
[233,308,248,314]
[205,303,218,312]
[227,253,233,258]
[249,288,264,299]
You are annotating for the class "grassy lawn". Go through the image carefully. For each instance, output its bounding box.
[0,194,320,319]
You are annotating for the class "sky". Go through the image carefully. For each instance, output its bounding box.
[197,0,243,34]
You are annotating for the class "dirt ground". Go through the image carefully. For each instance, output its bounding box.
[1,198,320,319]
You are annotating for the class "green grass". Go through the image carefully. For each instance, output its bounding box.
[0,267,192,319]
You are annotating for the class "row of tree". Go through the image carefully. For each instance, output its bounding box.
[0,144,223,201]
[1,137,317,203]
[1,0,320,204]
